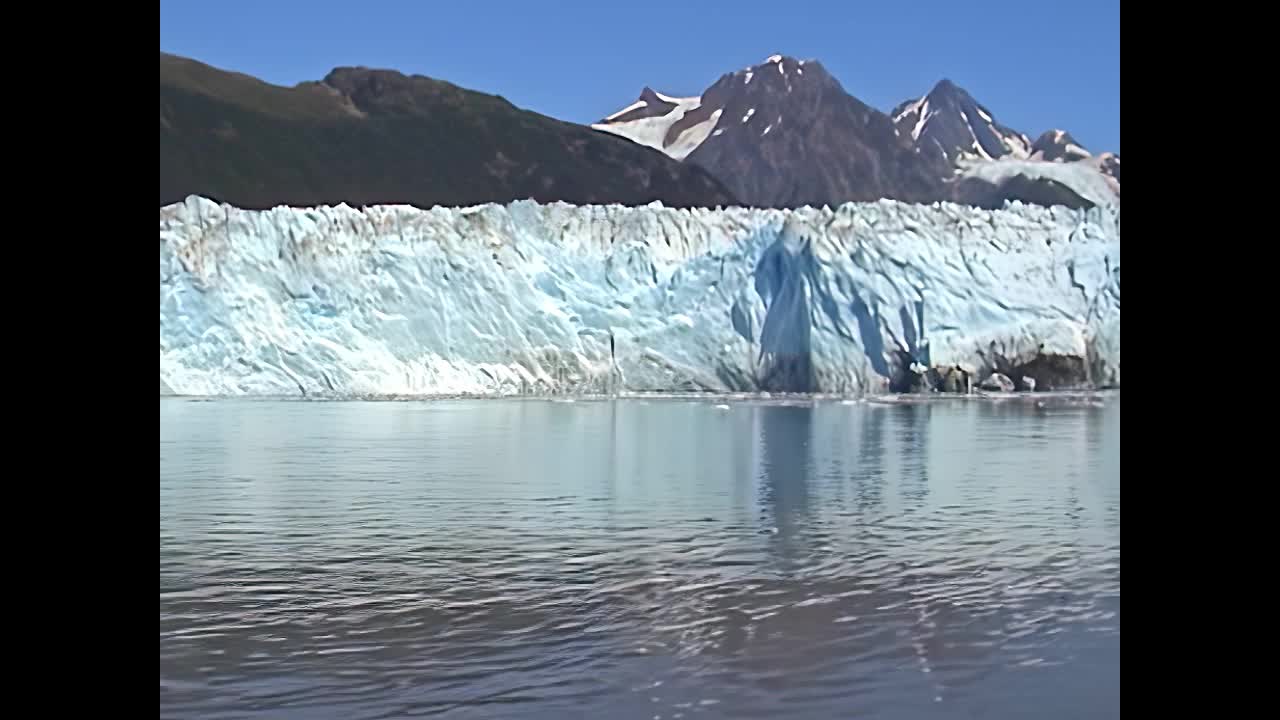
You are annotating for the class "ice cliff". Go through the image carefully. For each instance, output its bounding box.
[160,196,1119,396]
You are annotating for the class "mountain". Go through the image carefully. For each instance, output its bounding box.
[889,79,1033,167]
[888,86,1120,183]
[596,56,1120,210]
[594,55,948,208]
[885,82,1119,205]
[1029,130,1119,187]
[1029,129,1092,163]
[159,53,736,210]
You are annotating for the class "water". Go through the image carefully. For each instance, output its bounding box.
[160,395,1120,719]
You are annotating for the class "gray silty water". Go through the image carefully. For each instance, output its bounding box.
[160,395,1120,719]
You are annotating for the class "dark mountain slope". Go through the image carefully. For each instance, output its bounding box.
[159,53,737,210]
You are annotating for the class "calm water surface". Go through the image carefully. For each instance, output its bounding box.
[160,396,1120,719]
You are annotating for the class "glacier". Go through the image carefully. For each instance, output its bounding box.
[160,196,1119,397]
[956,158,1121,208]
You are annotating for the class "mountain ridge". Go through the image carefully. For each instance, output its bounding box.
[161,51,1118,212]
[596,55,1119,208]
[159,52,738,211]
[595,55,950,208]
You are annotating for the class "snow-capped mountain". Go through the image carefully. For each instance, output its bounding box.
[890,79,1033,166]
[1032,130,1119,176]
[597,56,1118,210]
[594,55,948,208]
[888,81,1119,198]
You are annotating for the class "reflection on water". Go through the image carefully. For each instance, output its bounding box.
[161,396,1120,719]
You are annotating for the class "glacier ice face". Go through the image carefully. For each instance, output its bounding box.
[160,196,1119,396]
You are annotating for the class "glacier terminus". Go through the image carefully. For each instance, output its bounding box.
[160,196,1119,397]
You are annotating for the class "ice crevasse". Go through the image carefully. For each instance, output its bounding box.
[160,196,1119,396]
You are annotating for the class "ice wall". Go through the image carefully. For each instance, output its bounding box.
[160,196,1120,396]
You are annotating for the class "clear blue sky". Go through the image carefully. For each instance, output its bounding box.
[160,0,1120,153]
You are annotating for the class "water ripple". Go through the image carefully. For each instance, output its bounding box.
[161,396,1120,719]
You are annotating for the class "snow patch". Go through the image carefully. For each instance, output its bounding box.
[592,94,709,159]
[893,98,924,123]
[604,100,647,122]
[654,91,694,105]
[742,108,755,123]
[766,54,783,63]
[666,108,723,160]
[1002,133,1032,159]
[959,111,993,160]
[911,101,933,140]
